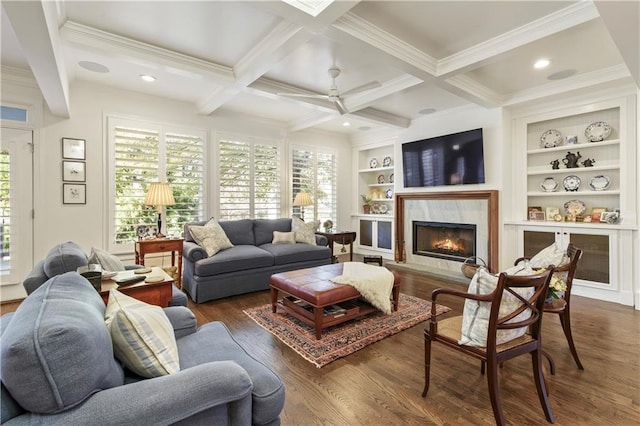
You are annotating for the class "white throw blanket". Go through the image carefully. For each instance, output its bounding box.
[330,262,394,314]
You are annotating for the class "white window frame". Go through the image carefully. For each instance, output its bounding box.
[106,115,207,253]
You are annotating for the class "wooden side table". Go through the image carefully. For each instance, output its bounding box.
[135,238,183,288]
[100,267,174,307]
[315,231,357,262]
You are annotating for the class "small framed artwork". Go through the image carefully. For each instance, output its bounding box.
[600,211,620,224]
[527,206,542,217]
[62,161,86,182]
[63,183,86,204]
[591,207,607,222]
[529,210,546,221]
[545,207,559,221]
[62,138,86,160]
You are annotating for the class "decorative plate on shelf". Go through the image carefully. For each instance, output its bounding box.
[540,129,563,148]
[371,203,380,214]
[389,173,394,183]
[377,174,385,184]
[584,121,612,142]
[540,177,559,192]
[564,199,586,216]
[563,175,581,192]
[379,204,389,214]
[385,188,393,199]
[382,156,392,167]
[369,158,378,168]
[589,175,611,191]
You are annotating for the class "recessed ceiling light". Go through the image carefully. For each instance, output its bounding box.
[547,69,577,80]
[78,61,109,73]
[534,59,550,69]
[140,74,156,82]
[342,122,351,127]
[418,108,437,115]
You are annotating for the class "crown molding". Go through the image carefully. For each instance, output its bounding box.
[281,0,335,17]
[61,21,235,83]
[332,12,438,76]
[344,74,423,111]
[1,66,39,89]
[437,1,600,77]
[441,75,507,108]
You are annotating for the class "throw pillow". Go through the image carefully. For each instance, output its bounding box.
[291,216,319,245]
[527,242,568,269]
[105,289,180,378]
[188,218,233,257]
[272,231,296,244]
[459,262,535,347]
[88,247,125,271]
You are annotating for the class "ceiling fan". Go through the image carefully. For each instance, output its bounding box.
[277,68,381,114]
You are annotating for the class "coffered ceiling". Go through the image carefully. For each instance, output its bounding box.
[2,1,638,135]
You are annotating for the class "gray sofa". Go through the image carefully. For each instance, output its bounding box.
[182,218,331,303]
[0,272,285,425]
[23,241,187,307]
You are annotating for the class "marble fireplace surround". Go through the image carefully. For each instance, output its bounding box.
[395,190,499,274]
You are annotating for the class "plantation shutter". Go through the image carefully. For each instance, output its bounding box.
[0,149,10,276]
[218,136,281,220]
[291,148,337,227]
[110,118,205,250]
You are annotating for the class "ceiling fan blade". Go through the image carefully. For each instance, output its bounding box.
[334,98,348,115]
[278,93,329,99]
[341,81,381,97]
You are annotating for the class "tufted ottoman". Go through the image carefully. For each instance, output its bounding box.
[270,263,400,339]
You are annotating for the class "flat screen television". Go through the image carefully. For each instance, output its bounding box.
[401,128,485,188]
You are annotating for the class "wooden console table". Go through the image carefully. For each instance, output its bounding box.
[315,231,356,261]
[135,238,183,288]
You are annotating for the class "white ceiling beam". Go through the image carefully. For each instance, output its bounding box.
[343,74,423,112]
[351,108,410,129]
[436,1,601,78]
[440,75,507,109]
[287,112,337,132]
[3,0,70,117]
[249,0,360,32]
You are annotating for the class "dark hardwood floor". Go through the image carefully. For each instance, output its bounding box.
[2,254,639,425]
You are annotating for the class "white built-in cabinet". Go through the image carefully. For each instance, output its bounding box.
[352,141,396,256]
[507,94,637,307]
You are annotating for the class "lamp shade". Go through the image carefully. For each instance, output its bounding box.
[144,182,175,206]
[293,192,313,206]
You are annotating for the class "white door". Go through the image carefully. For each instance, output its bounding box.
[0,128,33,301]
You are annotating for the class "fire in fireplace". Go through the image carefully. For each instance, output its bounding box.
[413,221,476,262]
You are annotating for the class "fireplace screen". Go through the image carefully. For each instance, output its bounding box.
[413,221,476,262]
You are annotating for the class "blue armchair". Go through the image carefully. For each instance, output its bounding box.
[1,272,285,425]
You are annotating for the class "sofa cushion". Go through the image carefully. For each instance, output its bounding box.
[194,245,274,276]
[43,241,88,277]
[88,247,125,271]
[459,263,535,347]
[272,231,296,244]
[219,219,255,246]
[291,217,319,245]
[260,243,330,265]
[188,219,234,257]
[254,218,291,246]
[106,289,180,378]
[1,272,124,414]
[177,321,285,426]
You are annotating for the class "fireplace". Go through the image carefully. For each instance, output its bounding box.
[412,221,476,263]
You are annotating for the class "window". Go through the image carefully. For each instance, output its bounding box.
[218,135,281,220]
[108,117,205,250]
[291,147,337,226]
[0,148,10,275]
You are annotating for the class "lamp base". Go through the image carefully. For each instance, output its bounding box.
[155,232,166,239]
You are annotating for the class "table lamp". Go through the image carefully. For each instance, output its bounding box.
[144,182,175,238]
[293,192,313,221]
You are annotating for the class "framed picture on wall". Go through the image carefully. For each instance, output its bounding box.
[62,161,86,182]
[63,183,86,204]
[62,138,86,160]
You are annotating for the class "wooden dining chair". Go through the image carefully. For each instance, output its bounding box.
[514,243,584,373]
[422,267,555,426]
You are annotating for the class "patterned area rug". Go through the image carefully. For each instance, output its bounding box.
[244,294,450,368]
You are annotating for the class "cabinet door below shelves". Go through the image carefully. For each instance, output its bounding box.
[377,220,392,250]
[360,220,373,248]
[358,218,392,252]
[523,229,610,284]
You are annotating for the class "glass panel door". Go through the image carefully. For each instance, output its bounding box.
[569,233,610,283]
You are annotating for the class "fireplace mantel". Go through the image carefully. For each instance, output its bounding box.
[394,190,499,272]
